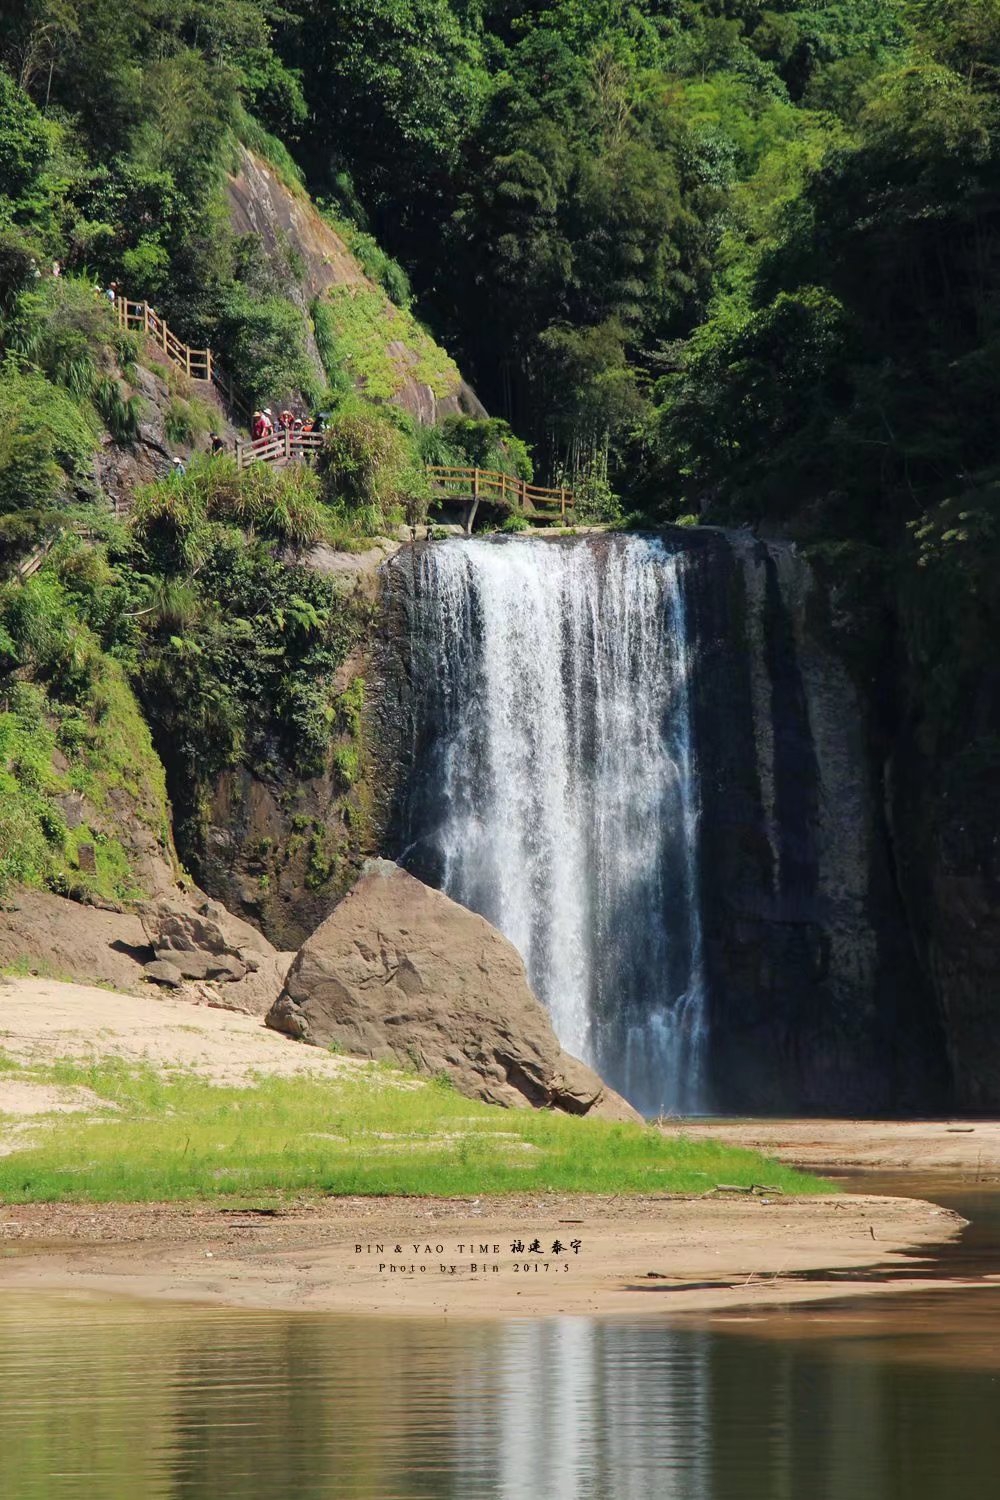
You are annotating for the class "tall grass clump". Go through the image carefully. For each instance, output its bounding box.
[131,455,329,556]
[318,404,428,531]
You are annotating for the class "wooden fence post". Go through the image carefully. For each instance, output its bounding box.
[466,468,481,536]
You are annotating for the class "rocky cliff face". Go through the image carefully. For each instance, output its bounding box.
[682,529,949,1113]
[226,146,486,424]
[377,531,952,1115]
[186,543,410,952]
[189,525,977,1113]
[891,670,1000,1112]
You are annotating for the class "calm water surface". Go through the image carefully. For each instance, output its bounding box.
[2,1181,999,1499]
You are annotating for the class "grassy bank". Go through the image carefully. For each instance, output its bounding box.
[0,1056,828,1203]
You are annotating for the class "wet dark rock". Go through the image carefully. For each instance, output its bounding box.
[683,530,948,1113]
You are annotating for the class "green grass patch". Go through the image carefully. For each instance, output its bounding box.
[318,285,460,402]
[0,1057,829,1203]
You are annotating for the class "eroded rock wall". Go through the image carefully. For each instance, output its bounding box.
[685,529,949,1113]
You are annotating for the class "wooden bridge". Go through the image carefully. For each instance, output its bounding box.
[426,466,574,530]
[111,295,575,528]
[235,429,324,470]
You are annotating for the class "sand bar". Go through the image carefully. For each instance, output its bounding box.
[0,1192,970,1318]
[0,977,985,1317]
[668,1119,1000,1176]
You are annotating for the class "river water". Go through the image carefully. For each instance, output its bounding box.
[2,1181,999,1499]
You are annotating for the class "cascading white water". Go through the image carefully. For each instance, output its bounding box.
[397,534,707,1116]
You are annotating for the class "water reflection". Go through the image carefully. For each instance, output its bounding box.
[0,1294,998,1499]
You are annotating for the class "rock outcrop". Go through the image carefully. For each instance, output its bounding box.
[225,145,486,425]
[0,888,292,1018]
[266,861,640,1120]
[682,529,949,1113]
[138,896,293,1014]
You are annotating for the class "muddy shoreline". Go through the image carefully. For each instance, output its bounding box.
[0,1191,969,1318]
[0,977,994,1318]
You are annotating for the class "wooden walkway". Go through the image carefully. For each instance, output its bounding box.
[111,296,575,528]
[426,466,574,529]
[114,297,249,420]
[115,298,212,380]
[235,430,324,470]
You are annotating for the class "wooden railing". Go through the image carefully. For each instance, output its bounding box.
[14,539,53,582]
[11,526,102,584]
[426,466,574,522]
[111,300,572,524]
[235,429,325,470]
[114,295,250,422]
[115,298,212,381]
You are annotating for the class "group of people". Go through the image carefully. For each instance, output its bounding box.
[250,407,327,442]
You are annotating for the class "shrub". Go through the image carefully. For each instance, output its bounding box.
[0,368,98,517]
[164,395,214,446]
[318,406,424,528]
[129,475,210,573]
[0,227,46,317]
[435,416,534,481]
[310,296,353,402]
[216,285,320,408]
[131,456,329,561]
[202,459,328,548]
[4,276,126,396]
[572,473,623,525]
[92,376,142,445]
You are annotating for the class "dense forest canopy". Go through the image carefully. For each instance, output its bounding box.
[4,0,999,518]
[272,1,1000,528]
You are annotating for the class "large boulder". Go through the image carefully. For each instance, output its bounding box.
[266,861,640,1121]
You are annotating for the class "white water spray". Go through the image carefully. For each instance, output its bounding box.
[397,534,707,1115]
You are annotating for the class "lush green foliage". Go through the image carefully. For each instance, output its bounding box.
[421,415,534,482]
[0,367,98,521]
[313,284,460,403]
[0,1054,826,1201]
[0,569,172,898]
[318,405,428,529]
[263,0,1000,524]
[111,490,367,851]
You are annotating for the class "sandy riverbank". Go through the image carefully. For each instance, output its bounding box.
[0,976,986,1316]
[668,1119,1000,1176]
[0,1192,970,1318]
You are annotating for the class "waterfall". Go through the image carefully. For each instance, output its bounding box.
[394,534,707,1117]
